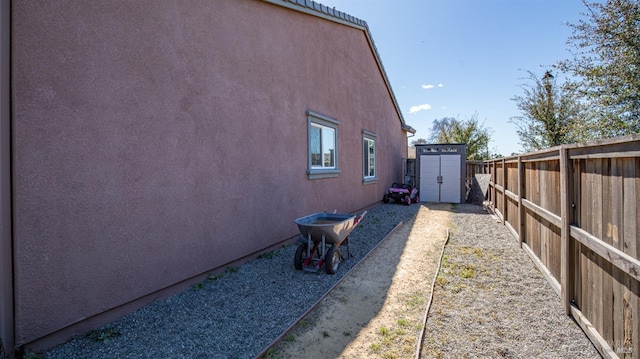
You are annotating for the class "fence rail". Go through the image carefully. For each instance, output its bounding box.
[484,134,640,359]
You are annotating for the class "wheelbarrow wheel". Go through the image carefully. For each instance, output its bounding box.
[294,242,308,270]
[325,246,341,274]
[404,195,411,206]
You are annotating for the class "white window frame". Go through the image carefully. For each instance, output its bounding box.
[363,130,377,184]
[307,111,340,179]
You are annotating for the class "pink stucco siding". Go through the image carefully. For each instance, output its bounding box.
[7,0,409,351]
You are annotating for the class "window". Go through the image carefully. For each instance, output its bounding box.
[307,111,340,179]
[363,130,377,183]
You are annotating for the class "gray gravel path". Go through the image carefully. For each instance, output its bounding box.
[421,204,601,358]
[40,203,420,359]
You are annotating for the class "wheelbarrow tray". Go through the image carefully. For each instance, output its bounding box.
[294,212,356,245]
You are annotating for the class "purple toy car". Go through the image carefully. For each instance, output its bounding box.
[383,183,420,206]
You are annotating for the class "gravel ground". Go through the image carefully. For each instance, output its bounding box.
[421,203,601,358]
[39,203,601,359]
[40,203,420,359]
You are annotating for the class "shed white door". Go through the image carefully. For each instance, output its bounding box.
[440,155,462,203]
[420,156,441,202]
[419,154,462,203]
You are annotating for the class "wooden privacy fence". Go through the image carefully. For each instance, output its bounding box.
[485,134,640,359]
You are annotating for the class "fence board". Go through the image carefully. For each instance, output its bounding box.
[611,158,626,357]
[602,159,614,347]
[528,161,540,256]
[593,158,604,336]
[546,161,562,280]
[540,161,549,269]
[623,158,640,358]
[573,159,583,310]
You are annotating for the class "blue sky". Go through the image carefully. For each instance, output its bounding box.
[318,0,589,156]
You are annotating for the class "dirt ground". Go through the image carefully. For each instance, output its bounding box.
[269,203,452,359]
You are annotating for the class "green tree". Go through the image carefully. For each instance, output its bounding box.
[510,70,587,152]
[557,0,640,137]
[429,114,492,160]
[409,138,428,147]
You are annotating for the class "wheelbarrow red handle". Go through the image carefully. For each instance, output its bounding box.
[354,210,367,226]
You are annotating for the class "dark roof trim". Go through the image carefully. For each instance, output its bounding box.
[262,0,411,134]
[402,124,416,134]
[264,0,368,28]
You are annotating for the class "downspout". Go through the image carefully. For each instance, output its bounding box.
[0,0,14,356]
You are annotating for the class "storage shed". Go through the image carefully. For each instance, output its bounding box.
[415,143,466,203]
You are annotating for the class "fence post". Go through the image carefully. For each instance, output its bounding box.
[492,160,496,210]
[560,146,574,315]
[501,158,506,225]
[518,156,524,248]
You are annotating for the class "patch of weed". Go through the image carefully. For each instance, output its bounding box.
[440,254,450,268]
[460,264,475,278]
[208,273,224,281]
[298,319,311,329]
[404,336,416,346]
[257,250,277,260]
[378,326,390,336]
[283,334,295,342]
[397,318,409,327]
[435,276,449,287]
[407,292,426,307]
[225,266,239,274]
[192,282,204,290]
[86,326,122,343]
[322,331,330,338]
[452,283,467,293]
[370,343,381,352]
[265,348,279,359]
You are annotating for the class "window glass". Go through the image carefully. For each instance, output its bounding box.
[310,125,322,167]
[322,127,335,168]
[310,123,335,169]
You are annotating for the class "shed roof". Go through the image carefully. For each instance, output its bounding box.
[263,0,415,134]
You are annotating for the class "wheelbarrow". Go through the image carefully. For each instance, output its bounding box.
[293,210,367,274]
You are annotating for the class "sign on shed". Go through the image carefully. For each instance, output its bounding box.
[415,143,466,203]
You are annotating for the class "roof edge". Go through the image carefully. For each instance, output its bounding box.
[262,0,368,29]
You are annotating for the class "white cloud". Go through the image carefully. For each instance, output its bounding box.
[438,83,443,87]
[422,84,434,89]
[409,103,432,114]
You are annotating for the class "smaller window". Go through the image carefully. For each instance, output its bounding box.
[363,130,377,183]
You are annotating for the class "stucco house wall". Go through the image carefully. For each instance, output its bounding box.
[2,0,412,354]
